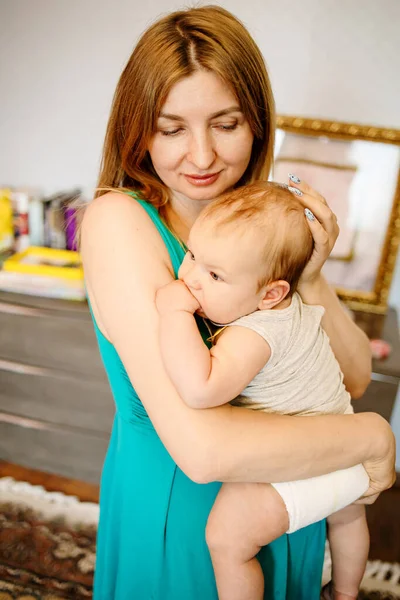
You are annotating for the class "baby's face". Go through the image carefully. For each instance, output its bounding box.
[178,219,264,324]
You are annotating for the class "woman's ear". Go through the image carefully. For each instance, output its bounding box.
[257,280,291,310]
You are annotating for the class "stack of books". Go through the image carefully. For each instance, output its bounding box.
[0,246,85,301]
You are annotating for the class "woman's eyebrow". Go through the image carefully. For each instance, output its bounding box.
[159,106,242,121]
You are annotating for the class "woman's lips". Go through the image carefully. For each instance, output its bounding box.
[184,172,220,186]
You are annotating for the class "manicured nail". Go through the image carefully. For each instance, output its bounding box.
[288,186,303,197]
[304,208,315,221]
[289,173,301,184]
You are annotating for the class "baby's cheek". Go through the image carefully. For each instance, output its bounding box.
[177,261,187,280]
[209,301,233,325]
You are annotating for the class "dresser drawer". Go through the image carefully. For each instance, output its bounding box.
[0,293,113,483]
[0,364,114,433]
[0,421,108,484]
[0,303,105,378]
[352,377,399,422]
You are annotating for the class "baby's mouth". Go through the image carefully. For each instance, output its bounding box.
[193,297,207,318]
[195,307,207,318]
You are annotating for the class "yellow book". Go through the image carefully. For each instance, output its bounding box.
[0,189,14,252]
[2,246,83,281]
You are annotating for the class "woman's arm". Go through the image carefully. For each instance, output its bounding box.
[81,193,394,496]
[300,274,371,398]
[288,178,372,398]
[156,280,270,408]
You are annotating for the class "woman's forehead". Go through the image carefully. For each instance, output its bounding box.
[160,71,239,117]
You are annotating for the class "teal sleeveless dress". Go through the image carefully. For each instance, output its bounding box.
[90,197,326,599]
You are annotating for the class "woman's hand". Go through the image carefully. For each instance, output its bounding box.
[356,413,397,505]
[287,175,339,290]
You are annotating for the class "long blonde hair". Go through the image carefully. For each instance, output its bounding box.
[96,5,276,206]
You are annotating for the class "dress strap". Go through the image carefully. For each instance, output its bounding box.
[126,193,211,347]
[127,193,185,278]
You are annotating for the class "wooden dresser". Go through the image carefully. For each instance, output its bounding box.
[0,291,398,484]
[351,308,400,425]
[0,291,114,484]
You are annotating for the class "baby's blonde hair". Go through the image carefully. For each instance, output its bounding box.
[200,181,314,294]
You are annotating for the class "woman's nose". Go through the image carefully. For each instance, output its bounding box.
[187,132,216,170]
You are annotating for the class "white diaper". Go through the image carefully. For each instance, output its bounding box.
[271,463,369,534]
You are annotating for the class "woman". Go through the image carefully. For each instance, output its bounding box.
[81,6,395,599]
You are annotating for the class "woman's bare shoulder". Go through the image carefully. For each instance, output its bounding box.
[82,191,158,238]
[82,192,172,271]
[81,191,174,339]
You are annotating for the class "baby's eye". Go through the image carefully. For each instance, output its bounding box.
[210,271,221,281]
[187,250,195,260]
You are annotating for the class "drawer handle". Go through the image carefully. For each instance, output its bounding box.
[0,301,53,318]
[0,301,89,321]
[0,358,79,381]
[0,409,109,439]
[371,372,400,385]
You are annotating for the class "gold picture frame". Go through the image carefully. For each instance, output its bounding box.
[276,116,400,314]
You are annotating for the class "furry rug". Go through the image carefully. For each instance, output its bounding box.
[0,477,98,599]
[1,476,399,599]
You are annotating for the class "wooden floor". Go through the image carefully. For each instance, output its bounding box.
[1,460,399,563]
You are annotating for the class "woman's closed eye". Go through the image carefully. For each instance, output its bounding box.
[213,122,238,132]
[160,127,184,136]
[160,122,238,136]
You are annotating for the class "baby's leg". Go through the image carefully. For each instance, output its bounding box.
[327,504,369,600]
[206,482,289,600]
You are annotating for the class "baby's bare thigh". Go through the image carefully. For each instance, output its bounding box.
[207,482,289,556]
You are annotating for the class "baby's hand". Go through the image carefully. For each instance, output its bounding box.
[155,280,200,315]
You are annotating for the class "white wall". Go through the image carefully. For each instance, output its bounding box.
[1,0,399,310]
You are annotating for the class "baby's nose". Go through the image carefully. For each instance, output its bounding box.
[183,270,201,290]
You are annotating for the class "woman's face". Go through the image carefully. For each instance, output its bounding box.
[148,70,254,202]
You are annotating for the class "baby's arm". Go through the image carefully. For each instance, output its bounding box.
[155,280,270,408]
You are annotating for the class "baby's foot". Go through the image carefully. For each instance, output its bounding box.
[320,581,333,600]
[320,582,357,600]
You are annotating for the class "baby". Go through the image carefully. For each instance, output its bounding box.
[156,181,370,600]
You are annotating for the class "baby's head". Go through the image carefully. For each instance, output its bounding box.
[178,181,314,324]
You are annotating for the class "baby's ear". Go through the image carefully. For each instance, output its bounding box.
[257,280,290,310]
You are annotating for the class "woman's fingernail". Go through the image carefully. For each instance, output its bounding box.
[304,208,315,221]
[288,186,303,197]
[289,173,301,184]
